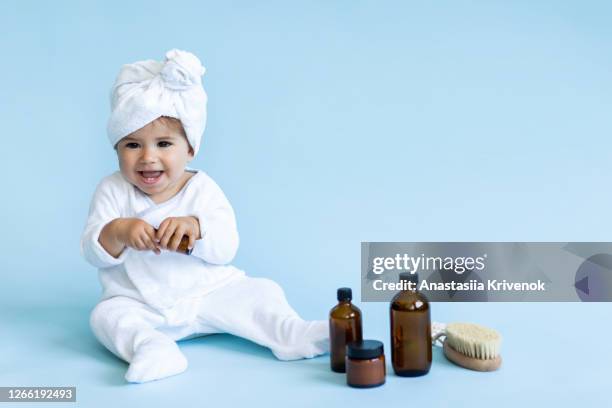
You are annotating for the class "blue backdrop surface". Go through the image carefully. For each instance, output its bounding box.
[0,1,610,407]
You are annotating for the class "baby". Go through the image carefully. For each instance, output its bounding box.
[81,49,328,383]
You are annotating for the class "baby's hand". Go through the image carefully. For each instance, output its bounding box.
[115,218,161,254]
[156,216,201,253]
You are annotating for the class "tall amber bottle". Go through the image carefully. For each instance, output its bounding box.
[390,272,432,376]
[329,287,363,373]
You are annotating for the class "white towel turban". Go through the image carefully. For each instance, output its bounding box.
[107,49,207,156]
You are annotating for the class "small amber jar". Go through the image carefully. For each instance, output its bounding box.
[346,340,386,388]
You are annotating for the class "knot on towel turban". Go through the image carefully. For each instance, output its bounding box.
[160,49,206,91]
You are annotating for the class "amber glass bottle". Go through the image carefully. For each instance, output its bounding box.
[177,235,193,255]
[390,272,432,376]
[329,288,363,373]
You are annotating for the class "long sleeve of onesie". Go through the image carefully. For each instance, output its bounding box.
[189,176,239,265]
[80,176,128,269]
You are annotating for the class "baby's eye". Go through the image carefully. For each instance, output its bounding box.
[125,142,140,149]
[158,141,172,148]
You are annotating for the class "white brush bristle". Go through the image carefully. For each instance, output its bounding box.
[445,322,501,360]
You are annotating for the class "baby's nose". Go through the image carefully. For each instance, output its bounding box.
[140,146,158,162]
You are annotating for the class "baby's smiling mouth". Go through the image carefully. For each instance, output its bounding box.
[139,170,163,178]
[138,170,164,184]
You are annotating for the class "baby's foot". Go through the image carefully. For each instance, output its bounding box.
[272,319,329,361]
[125,338,188,383]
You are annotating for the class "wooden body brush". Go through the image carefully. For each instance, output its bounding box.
[433,322,502,371]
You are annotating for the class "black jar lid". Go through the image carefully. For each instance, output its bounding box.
[347,340,384,360]
[337,287,352,301]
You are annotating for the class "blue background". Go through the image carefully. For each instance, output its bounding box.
[1,0,610,406]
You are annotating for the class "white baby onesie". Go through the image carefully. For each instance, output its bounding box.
[81,169,328,383]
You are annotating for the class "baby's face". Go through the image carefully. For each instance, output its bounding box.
[116,119,194,201]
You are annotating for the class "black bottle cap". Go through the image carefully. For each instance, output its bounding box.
[347,340,384,360]
[337,287,352,301]
[399,272,419,286]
